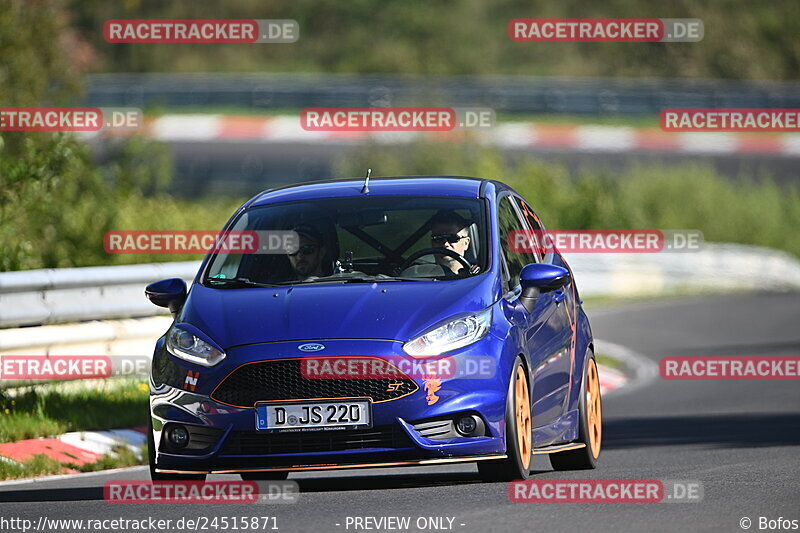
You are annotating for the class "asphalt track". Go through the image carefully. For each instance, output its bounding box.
[1,292,798,533]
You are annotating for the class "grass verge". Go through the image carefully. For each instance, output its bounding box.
[595,353,623,371]
[0,380,150,443]
[0,381,149,480]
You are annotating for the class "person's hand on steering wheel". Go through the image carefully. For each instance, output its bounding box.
[398,248,473,277]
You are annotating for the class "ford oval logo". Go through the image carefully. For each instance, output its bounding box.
[298,343,325,352]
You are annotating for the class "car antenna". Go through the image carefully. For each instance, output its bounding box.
[360,168,372,194]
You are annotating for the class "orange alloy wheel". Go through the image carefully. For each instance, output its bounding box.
[586,358,603,459]
[515,365,532,470]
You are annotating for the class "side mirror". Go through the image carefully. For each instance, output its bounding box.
[145,278,187,315]
[519,264,570,312]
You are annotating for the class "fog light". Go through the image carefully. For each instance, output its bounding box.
[455,415,478,436]
[167,425,189,448]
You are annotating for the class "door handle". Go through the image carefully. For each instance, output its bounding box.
[553,289,566,304]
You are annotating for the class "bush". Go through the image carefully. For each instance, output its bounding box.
[334,141,800,257]
[0,134,243,270]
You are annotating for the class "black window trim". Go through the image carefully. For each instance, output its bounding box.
[513,195,553,264]
[496,191,538,297]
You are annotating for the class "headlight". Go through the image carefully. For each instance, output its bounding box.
[166,326,226,367]
[403,308,492,357]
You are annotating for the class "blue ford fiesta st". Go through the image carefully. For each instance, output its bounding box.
[145,176,602,482]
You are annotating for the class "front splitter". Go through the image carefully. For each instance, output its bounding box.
[156,453,508,475]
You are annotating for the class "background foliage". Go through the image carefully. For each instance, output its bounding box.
[1,0,799,271]
[335,142,800,257]
[67,0,800,80]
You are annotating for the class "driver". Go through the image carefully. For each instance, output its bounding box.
[288,224,329,279]
[430,210,472,275]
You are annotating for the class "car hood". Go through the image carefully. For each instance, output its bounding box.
[180,276,499,350]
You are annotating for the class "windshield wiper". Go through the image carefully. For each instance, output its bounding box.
[380,276,431,282]
[275,275,429,285]
[205,277,275,288]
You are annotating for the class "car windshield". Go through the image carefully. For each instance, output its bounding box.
[202,195,488,287]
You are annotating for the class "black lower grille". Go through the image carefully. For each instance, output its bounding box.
[222,425,412,455]
[211,358,418,407]
[161,424,223,453]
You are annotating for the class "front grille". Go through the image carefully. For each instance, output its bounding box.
[413,419,457,440]
[222,425,412,455]
[211,358,418,407]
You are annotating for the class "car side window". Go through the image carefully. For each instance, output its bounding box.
[517,199,544,263]
[497,195,536,288]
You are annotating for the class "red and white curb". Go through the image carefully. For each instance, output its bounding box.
[59,427,147,458]
[597,364,627,396]
[0,427,146,472]
[81,114,800,156]
[595,339,659,398]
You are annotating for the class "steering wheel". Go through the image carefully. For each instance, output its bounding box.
[398,247,472,274]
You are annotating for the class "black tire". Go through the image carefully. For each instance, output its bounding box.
[549,355,602,471]
[148,418,207,481]
[478,357,532,482]
[240,471,289,481]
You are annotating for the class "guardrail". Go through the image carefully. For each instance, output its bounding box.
[0,262,199,328]
[2,243,799,331]
[1,243,799,388]
[85,73,800,116]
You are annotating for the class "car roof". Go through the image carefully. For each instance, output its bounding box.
[247,176,498,207]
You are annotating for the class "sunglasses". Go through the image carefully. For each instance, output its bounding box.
[288,244,319,256]
[431,233,467,245]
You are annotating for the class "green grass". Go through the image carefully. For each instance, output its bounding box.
[79,444,146,473]
[0,454,66,480]
[0,380,150,443]
[0,412,67,443]
[595,353,623,371]
[0,381,150,480]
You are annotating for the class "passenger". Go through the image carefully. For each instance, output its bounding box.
[288,224,329,279]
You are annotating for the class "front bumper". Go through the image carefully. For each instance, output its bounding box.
[150,338,509,473]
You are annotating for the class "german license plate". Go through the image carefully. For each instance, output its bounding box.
[255,400,372,431]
